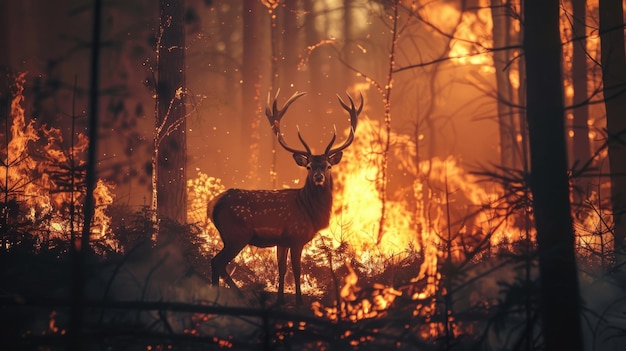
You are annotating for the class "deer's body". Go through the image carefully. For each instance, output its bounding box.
[209,91,362,305]
[210,182,332,248]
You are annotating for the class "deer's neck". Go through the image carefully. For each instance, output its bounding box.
[298,177,333,231]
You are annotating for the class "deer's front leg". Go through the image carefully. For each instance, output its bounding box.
[291,246,304,305]
[276,246,288,304]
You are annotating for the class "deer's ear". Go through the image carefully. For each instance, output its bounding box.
[328,152,343,165]
[293,154,309,167]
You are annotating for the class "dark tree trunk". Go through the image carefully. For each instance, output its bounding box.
[524,0,584,350]
[157,0,187,223]
[70,1,102,349]
[571,0,591,201]
[599,0,626,264]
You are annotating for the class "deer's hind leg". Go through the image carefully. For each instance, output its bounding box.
[211,227,251,291]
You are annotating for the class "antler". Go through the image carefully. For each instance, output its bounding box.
[265,90,310,155]
[324,91,364,156]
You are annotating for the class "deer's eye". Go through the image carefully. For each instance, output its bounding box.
[327,165,332,170]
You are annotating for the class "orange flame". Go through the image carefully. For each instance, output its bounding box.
[2,73,116,252]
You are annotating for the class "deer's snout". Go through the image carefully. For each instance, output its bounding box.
[313,171,325,186]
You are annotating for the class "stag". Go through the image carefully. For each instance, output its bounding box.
[208,90,363,305]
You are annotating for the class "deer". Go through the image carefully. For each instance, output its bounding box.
[207,90,363,305]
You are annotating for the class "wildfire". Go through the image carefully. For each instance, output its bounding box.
[1,73,116,252]
[189,92,609,334]
[191,114,517,305]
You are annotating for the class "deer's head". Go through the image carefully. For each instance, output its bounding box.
[265,91,363,187]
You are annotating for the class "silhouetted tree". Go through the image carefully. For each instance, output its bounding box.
[570,0,592,202]
[600,0,626,264]
[156,0,187,223]
[524,0,583,349]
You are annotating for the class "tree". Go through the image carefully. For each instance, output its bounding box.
[155,0,187,224]
[242,0,269,186]
[491,0,518,169]
[280,0,302,90]
[570,0,592,202]
[524,0,583,350]
[599,0,626,264]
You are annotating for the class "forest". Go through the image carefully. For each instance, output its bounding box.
[1,0,625,350]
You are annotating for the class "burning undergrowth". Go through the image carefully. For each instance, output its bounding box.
[1,72,117,255]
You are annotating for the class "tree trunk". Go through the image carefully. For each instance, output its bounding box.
[304,0,321,98]
[524,1,584,350]
[491,0,517,169]
[242,0,268,186]
[70,2,102,349]
[157,0,187,223]
[571,0,591,202]
[281,0,301,89]
[599,0,626,264]
[342,0,355,89]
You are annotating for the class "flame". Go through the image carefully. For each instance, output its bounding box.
[312,260,401,322]
[449,4,493,66]
[1,73,116,252]
[322,117,418,264]
[2,72,39,200]
[419,0,494,67]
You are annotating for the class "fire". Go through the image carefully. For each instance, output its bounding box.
[188,101,608,344]
[322,116,516,300]
[189,95,611,341]
[419,0,494,67]
[2,72,39,203]
[1,73,116,252]
[191,111,519,308]
[323,117,419,263]
[311,260,401,322]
